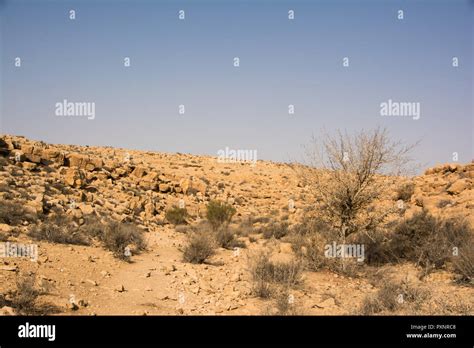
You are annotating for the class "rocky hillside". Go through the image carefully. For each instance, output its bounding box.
[0,134,472,315]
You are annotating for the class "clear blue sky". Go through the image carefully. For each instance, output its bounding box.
[1,0,472,168]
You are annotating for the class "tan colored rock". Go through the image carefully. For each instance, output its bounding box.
[159,183,171,192]
[64,168,86,188]
[131,166,147,178]
[66,153,88,168]
[78,203,95,215]
[0,224,12,233]
[447,179,471,195]
[144,202,155,219]
[180,178,191,194]
[0,306,16,316]
[21,162,37,170]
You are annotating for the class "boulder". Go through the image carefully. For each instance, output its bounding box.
[180,178,191,194]
[66,153,88,168]
[131,166,147,178]
[447,179,471,195]
[0,306,16,316]
[159,183,171,192]
[78,203,95,215]
[63,168,86,188]
[85,157,103,171]
[0,224,12,233]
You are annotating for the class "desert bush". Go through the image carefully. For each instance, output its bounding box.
[261,221,289,239]
[253,279,273,299]
[270,288,301,315]
[290,218,362,276]
[165,206,188,225]
[99,221,145,260]
[183,231,216,264]
[29,215,89,245]
[359,280,430,315]
[390,211,472,273]
[249,251,303,298]
[296,127,417,245]
[396,182,415,201]
[432,298,473,315]
[11,275,40,314]
[236,218,254,237]
[0,200,36,226]
[252,216,272,224]
[0,274,60,315]
[80,215,106,238]
[215,226,246,250]
[355,229,393,266]
[206,200,236,230]
[451,243,474,283]
[291,232,329,271]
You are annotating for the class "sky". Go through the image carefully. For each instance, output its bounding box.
[0,0,473,169]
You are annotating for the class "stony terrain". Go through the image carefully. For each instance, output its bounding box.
[0,134,472,315]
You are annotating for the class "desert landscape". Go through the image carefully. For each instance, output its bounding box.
[0,132,472,316]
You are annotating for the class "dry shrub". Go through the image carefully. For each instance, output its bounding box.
[183,230,216,264]
[165,206,188,225]
[296,127,417,243]
[215,226,246,250]
[1,274,60,315]
[291,232,328,271]
[390,211,472,273]
[249,251,303,298]
[452,243,474,284]
[29,214,89,245]
[396,182,415,201]
[270,288,302,316]
[355,229,393,266]
[359,280,430,315]
[206,200,236,230]
[99,221,146,260]
[289,218,361,277]
[261,221,289,240]
[0,200,36,226]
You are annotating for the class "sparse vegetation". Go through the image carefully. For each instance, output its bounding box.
[396,182,415,201]
[390,211,472,274]
[206,200,236,230]
[249,251,303,298]
[297,127,417,244]
[291,231,328,271]
[215,226,246,249]
[268,288,301,315]
[289,218,361,276]
[261,221,289,239]
[0,274,60,315]
[29,214,89,245]
[359,280,430,315]
[29,214,145,260]
[1,134,472,316]
[165,206,188,225]
[183,231,216,264]
[452,243,474,283]
[0,200,36,226]
[99,221,146,260]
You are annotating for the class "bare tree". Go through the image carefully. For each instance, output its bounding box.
[296,127,417,244]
